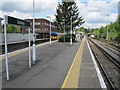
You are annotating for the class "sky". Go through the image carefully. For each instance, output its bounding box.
[0,0,119,28]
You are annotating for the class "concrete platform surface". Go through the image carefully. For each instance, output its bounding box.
[1,39,106,89]
[2,41,81,88]
[78,40,101,88]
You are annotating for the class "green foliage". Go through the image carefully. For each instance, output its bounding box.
[59,34,76,42]
[6,25,20,33]
[93,29,100,38]
[108,32,118,40]
[54,1,85,34]
[90,14,120,42]
[79,27,88,33]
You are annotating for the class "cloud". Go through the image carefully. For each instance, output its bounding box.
[109,0,119,13]
[2,0,57,13]
[1,0,57,20]
[85,12,117,23]
[83,22,107,28]
[75,0,118,28]
[88,1,110,11]
[86,12,104,23]
[1,0,119,28]
[2,11,31,19]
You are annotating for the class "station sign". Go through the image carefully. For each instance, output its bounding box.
[4,15,32,80]
[7,16,30,27]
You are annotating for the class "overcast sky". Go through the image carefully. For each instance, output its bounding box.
[0,0,119,28]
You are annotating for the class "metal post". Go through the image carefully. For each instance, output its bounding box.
[106,26,108,40]
[106,15,109,40]
[70,17,72,45]
[50,18,52,45]
[28,27,31,67]
[46,16,52,45]
[64,21,65,43]
[58,30,59,40]
[4,15,9,80]
[32,0,36,64]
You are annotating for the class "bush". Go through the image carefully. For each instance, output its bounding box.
[59,34,76,42]
[114,36,120,43]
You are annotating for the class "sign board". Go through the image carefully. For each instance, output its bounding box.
[7,16,30,27]
[4,15,32,80]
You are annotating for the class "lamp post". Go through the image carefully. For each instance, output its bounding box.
[63,19,65,43]
[46,16,52,45]
[70,16,73,45]
[60,19,65,43]
[32,0,36,64]
[4,15,9,80]
[106,15,109,40]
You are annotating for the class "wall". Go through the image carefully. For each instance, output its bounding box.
[1,33,33,43]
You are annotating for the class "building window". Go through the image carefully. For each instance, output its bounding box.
[35,22,40,25]
[35,28,40,31]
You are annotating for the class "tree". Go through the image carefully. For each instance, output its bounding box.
[80,27,87,33]
[115,14,120,42]
[54,0,85,34]
[6,25,20,33]
[91,14,120,41]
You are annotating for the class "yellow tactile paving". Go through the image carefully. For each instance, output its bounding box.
[61,38,85,88]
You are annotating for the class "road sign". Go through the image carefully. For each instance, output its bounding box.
[7,16,30,27]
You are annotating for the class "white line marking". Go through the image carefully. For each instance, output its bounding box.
[86,39,107,89]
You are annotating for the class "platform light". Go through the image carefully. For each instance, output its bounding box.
[70,16,73,45]
[63,19,65,43]
[106,14,109,40]
[32,0,36,64]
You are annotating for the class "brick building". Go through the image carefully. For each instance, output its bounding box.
[0,17,3,33]
[26,18,58,39]
[0,17,3,54]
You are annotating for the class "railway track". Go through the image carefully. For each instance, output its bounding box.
[88,38,119,90]
[94,39,120,57]
[1,38,50,54]
[99,39,120,50]
[89,38,120,68]
[101,44,120,57]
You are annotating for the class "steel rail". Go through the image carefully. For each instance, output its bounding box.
[88,38,120,68]
[95,40,120,57]
[88,38,116,90]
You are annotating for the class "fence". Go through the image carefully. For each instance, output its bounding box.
[1,33,33,43]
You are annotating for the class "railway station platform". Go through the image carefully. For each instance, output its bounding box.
[1,38,106,89]
[78,40,103,88]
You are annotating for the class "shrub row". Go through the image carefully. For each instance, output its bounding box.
[59,34,76,42]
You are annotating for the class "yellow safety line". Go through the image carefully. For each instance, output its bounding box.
[0,41,57,61]
[61,38,85,89]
